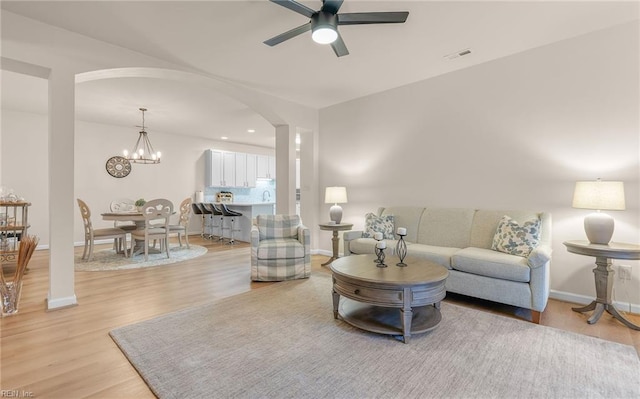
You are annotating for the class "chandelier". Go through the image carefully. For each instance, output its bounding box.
[123,108,161,164]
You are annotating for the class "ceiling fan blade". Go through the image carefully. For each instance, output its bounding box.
[264,22,312,46]
[270,0,316,18]
[330,32,349,57]
[321,0,344,15]
[338,12,409,25]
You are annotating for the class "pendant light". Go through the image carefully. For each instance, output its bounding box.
[123,108,161,164]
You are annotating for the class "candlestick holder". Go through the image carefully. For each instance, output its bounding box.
[373,237,382,264]
[376,247,387,267]
[396,233,407,267]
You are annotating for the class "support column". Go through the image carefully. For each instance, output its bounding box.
[47,70,77,309]
[274,125,296,215]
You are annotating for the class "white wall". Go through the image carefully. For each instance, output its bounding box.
[318,22,640,307]
[1,109,49,242]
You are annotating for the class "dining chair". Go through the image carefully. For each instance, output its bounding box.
[168,197,192,248]
[77,198,130,261]
[109,198,137,253]
[130,198,173,261]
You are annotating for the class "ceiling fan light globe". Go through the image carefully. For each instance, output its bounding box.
[312,27,338,44]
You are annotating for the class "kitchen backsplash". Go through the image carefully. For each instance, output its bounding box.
[204,180,276,203]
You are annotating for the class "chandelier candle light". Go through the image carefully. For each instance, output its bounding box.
[123,108,161,164]
[325,186,347,224]
[396,227,408,266]
[572,179,625,245]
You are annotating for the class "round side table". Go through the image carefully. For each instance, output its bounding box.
[564,240,640,330]
[318,222,353,266]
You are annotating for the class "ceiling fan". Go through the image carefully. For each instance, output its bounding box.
[264,0,409,57]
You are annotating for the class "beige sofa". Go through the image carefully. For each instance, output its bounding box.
[343,207,552,323]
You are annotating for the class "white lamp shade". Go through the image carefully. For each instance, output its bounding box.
[325,187,348,204]
[572,180,625,210]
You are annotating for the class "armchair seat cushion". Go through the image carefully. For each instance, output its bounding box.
[256,238,306,260]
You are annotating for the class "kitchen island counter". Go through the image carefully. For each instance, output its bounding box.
[213,202,274,242]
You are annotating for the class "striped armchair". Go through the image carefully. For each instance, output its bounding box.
[251,214,311,281]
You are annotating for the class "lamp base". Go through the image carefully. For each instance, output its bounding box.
[329,204,343,224]
[584,212,614,245]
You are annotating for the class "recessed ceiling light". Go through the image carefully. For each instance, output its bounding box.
[221,136,228,140]
[247,129,255,133]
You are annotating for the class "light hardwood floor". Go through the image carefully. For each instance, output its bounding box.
[1,236,639,398]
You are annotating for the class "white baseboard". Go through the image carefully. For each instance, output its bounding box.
[46,294,78,310]
[312,249,332,257]
[550,289,640,314]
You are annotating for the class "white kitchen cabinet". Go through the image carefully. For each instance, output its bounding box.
[257,155,276,180]
[235,153,257,188]
[205,149,236,187]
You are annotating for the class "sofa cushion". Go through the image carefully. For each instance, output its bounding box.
[379,207,424,243]
[469,210,542,249]
[491,215,541,257]
[349,237,399,255]
[407,244,459,269]
[362,213,395,239]
[257,214,299,240]
[416,208,475,248]
[452,247,530,283]
[257,238,305,259]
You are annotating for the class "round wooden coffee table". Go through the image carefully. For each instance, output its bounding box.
[330,254,449,343]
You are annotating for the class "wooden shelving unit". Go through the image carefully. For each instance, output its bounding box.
[0,201,31,263]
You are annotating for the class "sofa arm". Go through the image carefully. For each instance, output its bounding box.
[343,230,363,256]
[344,230,363,241]
[297,224,310,254]
[527,245,552,269]
[251,225,260,248]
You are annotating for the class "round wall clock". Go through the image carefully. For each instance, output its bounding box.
[105,156,132,178]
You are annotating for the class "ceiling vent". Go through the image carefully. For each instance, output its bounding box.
[444,48,472,60]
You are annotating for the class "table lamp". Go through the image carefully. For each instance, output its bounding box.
[325,186,347,224]
[572,179,625,245]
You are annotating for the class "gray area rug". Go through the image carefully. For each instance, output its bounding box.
[110,273,640,399]
[75,244,207,271]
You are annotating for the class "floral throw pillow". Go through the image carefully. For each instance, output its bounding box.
[492,215,541,257]
[361,213,395,239]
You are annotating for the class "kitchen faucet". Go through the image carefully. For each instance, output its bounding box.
[262,190,271,202]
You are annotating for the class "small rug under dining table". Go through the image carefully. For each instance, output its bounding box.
[75,244,207,271]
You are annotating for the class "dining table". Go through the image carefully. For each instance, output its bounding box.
[101,211,163,256]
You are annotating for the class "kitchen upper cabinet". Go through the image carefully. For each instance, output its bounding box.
[257,155,276,180]
[235,153,257,188]
[205,149,236,187]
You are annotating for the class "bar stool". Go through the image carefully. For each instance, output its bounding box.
[191,203,206,238]
[204,203,223,241]
[220,203,243,245]
[199,203,213,239]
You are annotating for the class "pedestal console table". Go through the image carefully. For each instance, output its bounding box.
[563,240,640,330]
[318,222,353,266]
